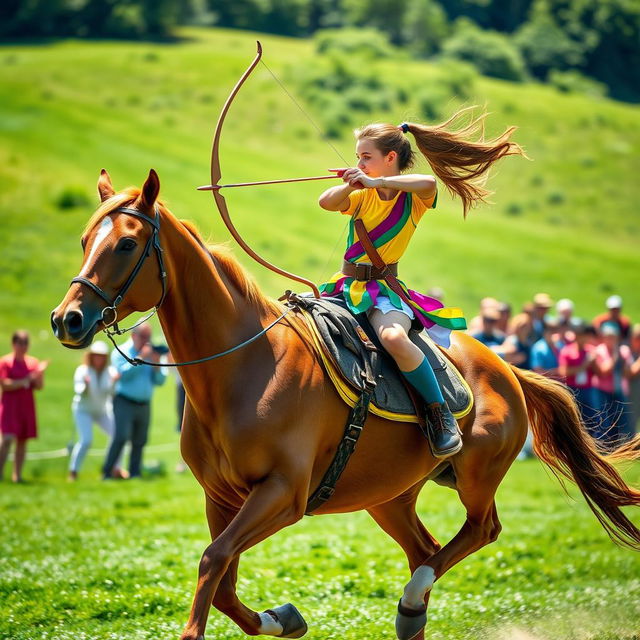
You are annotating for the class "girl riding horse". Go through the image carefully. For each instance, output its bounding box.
[319,110,523,457]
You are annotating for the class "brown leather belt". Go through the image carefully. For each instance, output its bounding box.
[342,260,398,281]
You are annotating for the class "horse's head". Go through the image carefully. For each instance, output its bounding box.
[51,169,167,349]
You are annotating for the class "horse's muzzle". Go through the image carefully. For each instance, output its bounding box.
[51,303,99,349]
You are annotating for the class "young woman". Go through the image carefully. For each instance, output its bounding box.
[0,330,48,482]
[69,340,122,480]
[318,109,523,458]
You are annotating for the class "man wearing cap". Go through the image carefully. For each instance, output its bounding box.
[593,295,631,342]
[530,318,562,379]
[531,293,553,343]
[555,298,574,341]
[471,307,505,348]
[102,323,167,480]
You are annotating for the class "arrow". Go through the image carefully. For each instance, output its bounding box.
[198,171,346,191]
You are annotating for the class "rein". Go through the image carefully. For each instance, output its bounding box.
[72,205,291,368]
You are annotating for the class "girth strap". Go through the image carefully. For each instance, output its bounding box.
[303,324,379,515]
[305,383,374,515]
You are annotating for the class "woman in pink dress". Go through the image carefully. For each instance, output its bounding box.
[0,330,48,482]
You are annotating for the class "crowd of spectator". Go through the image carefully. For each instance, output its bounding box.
[465,293,640,449]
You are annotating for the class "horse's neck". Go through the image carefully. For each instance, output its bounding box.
[157,218,265,400]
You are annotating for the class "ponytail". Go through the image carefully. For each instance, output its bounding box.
[404,107,525,217]
[355,108,525,217]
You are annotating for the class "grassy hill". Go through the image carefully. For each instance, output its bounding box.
[1,27,639,452]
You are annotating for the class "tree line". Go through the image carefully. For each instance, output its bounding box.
[2,0,638,102]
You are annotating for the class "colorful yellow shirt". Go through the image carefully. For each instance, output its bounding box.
[319,187,466,346]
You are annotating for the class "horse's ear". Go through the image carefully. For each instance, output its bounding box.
[139,169,160,212]
[98,169,115,202]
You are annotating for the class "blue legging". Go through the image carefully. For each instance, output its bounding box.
[401,356,444,405]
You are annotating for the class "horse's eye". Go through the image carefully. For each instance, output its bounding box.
[117,238,137,253]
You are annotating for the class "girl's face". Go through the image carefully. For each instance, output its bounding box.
[355,138,398,177]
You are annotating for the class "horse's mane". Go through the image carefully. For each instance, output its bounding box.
[179,219,282,316]
[84,187,282,317]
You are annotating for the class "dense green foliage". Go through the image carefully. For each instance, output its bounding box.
[442,19,527,82]
[2,0,639,101]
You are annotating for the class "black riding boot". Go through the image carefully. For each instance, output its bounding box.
[425,401,462,458]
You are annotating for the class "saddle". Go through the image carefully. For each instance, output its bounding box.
[287,294,473,423]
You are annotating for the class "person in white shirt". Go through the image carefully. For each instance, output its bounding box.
[68,341,121,481]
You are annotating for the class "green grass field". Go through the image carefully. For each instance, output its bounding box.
[1,26,639,640]
[1,459,639,640]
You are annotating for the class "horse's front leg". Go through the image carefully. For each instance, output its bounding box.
[180,473,309,640]
[203,497,269,636]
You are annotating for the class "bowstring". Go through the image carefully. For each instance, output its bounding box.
[259,58,351,285]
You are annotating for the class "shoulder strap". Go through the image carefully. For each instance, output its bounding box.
[354,218,414,307]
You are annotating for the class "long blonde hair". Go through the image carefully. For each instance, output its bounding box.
[355,107,525,217]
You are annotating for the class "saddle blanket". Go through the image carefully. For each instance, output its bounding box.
[289,295,473,423]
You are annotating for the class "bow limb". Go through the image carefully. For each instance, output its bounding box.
[210,40,320,298]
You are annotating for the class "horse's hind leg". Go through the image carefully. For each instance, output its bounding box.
[394,444,515,639]
[368,482,441,640]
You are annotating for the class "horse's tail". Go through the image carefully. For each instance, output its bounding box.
[510,365,640,550]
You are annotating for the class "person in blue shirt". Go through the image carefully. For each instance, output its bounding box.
[471,307,506,348]
[102,323,167,479]
[530,318,562,379]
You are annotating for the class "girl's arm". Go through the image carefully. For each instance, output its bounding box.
[318,183,357,212]
[374,174,436,200]
[338,168,436,200]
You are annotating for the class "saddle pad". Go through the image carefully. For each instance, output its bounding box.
[292,296,473,423]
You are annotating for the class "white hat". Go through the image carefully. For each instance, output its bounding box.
[556,298,574,313]
[606,295,623,309]
[88,340,109,355]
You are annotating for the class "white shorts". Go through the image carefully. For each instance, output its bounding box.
[368,295,452,348]
[369,295,415,320]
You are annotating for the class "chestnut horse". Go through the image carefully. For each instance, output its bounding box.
[51,169,640,640]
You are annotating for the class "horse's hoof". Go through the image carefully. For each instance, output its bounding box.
[265,603,308,638]
[395,599,427,640]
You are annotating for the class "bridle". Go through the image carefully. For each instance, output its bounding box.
[71,204,290,367]
[71,206,167,337]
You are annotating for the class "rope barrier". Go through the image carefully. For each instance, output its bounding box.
[9,441,178,461]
